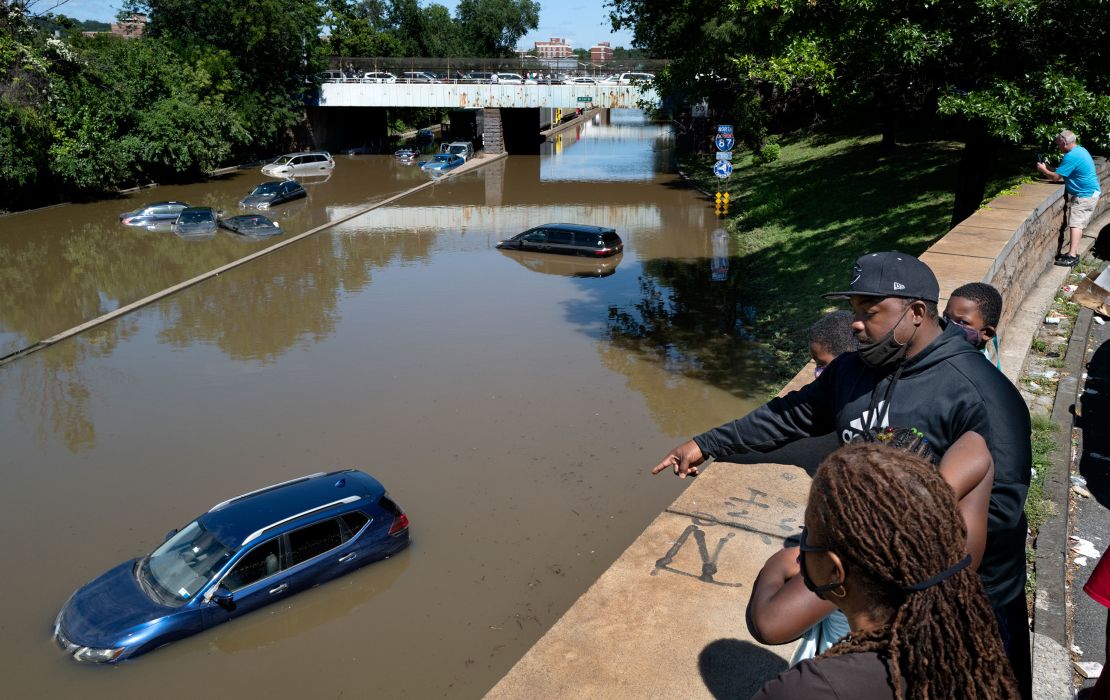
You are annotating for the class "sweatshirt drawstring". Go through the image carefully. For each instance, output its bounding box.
[864,363,905,438]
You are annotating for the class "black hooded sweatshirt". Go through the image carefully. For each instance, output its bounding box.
[693,321,1031,608]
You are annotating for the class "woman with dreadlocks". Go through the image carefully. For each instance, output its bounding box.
[747,428,993,659]
[752,443,1017,699]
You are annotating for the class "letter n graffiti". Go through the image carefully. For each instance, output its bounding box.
[652,523,743,587]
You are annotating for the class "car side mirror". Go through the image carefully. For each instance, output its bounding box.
[164,529,178,542]
[212,586,235,611]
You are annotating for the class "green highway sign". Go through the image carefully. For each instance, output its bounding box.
[577,96,593,102]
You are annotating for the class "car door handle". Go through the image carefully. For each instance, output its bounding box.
[338,553,357,563]
[269,583,288,595]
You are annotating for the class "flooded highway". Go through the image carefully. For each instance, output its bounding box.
[0,111,771,698]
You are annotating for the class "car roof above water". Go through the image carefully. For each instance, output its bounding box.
[199,470,385,548]
[531,223,616,234]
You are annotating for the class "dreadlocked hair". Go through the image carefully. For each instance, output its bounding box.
[811,443,1018,700]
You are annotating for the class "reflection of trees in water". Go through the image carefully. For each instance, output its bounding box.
[606,258,774,398]
[155,228,437,362]
[16,318,140,453]
[0,219,273,354]
[11,226,436,453]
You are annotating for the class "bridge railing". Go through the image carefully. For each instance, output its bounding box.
[323,56,668,84]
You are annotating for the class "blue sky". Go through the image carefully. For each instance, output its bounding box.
[50,0,636,50]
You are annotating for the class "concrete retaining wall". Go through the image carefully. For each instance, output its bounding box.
[922,159,1109,332]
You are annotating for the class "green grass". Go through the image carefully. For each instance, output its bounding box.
[679,132,979,386]
[1031,338,1048,354]
[1025,413,1059,598]
[1026,413,1059,533]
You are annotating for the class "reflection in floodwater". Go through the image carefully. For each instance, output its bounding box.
[712,228,730,282]
[605,256,766,399]
[207,549,410,655]
[0,157,427,357]
[0,110,775,699]
[498,249,622,278]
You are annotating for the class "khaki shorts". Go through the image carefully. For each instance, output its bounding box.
[1068,193,1101,230]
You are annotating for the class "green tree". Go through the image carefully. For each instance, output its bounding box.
[128,0,325,152]
[456,0,539,57]
[610,0,1110,225]
[324,0,403,57]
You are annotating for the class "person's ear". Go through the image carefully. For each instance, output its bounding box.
[980,324,997,340]
[909,300,927,326]
[826,551,847,584]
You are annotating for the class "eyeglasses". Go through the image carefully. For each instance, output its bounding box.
[799,526,831,553]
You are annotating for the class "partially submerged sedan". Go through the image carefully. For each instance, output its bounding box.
[54,470,410,664]
[172,207,218,237]
[119,201,190,227]
[418,153,465,174]
[497,223,623,257]
[219,214,283,237]
[239,180,306,210]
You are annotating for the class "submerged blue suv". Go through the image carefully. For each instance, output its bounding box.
[54,470,409,663]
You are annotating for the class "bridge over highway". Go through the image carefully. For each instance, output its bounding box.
[311,83,658,155]
[318,83,656,110]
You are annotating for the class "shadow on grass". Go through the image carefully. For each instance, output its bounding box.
[595,135,966,397]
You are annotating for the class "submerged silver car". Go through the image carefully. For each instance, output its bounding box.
[261,152,335,178]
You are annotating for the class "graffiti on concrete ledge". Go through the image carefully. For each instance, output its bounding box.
[652,521,745,587]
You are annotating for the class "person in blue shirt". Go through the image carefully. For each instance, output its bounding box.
[1037,129,1102,267]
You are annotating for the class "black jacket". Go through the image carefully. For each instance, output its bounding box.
[693,322,1031,607]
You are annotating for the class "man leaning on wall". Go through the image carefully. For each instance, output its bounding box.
[1037,129,1101,267]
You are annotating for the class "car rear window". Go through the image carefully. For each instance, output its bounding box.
[602,232,621,245]
[286,518,344,566]
[252,182,281,195]
[179,210,212,223]
[341,511,370,535]
[574,231,602,246]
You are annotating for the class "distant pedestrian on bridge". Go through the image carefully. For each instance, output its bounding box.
[1037,129,1101,267]
[751,443,1019,699]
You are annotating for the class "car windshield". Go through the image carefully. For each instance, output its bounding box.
[139,520,234,606]
[178,210,212,224]
[250,183,281,195]
[271,156,294,165]
[434,155,451,162]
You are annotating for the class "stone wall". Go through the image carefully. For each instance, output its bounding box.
[920,158,1109,333]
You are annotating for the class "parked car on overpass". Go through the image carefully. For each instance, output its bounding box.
[401,71,438,83]
[563,76,599,85]
[494,73,536,85]
[361,71,397,84]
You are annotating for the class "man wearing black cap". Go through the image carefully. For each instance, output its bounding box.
[651,251,1032,697]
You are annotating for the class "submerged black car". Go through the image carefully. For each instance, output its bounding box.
[173,207,218,237]
[239,180,307,210]
[219,215,283,237]
[497,224,623,257]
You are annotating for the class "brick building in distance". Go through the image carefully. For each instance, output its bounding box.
[534,37,573,59]
[590,42,614,63]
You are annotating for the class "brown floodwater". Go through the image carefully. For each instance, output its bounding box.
[0,111,770,698]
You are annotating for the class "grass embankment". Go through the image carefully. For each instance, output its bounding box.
[679,133,1026,387]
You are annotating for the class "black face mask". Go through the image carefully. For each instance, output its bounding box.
[799,527,844,600]
[858,306,917,370]
[945,316,985,349]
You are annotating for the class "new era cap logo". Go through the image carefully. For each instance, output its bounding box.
[893,282,906,290]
